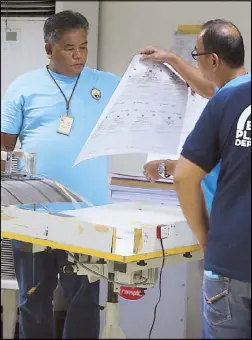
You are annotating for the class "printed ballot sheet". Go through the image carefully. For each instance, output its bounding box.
[147,89,208,162]
[177,91,209,154]
[74,55,188,166]
[146,29,208,163]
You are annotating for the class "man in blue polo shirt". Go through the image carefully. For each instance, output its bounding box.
[1,10,120,339]
[173,20,251,339]
[142,20,250,216]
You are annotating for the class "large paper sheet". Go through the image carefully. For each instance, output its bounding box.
[171,33,197,65]
[177,92,208,154]
[74,55,188,166]
[146,32,206,163]
[147,89,208,162]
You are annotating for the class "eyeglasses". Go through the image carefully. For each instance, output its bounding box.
[191,49,214,61]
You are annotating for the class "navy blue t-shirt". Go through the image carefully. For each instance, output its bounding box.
[181,80,251,282]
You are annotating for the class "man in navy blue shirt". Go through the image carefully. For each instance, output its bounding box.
[173,20,251,339]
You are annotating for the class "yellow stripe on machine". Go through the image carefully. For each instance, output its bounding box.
[1,230,200,263]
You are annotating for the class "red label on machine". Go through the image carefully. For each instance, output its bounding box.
[119,286,144,301]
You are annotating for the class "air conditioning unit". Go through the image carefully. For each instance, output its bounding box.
[1,0,56,18]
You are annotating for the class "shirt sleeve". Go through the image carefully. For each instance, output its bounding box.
[1,79,24,135]
[181,98,221,173]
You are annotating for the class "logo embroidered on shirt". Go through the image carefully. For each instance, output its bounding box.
[91,88,101,100]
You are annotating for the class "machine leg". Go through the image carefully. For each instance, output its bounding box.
[2,289,19,339]
[101,274,126,339]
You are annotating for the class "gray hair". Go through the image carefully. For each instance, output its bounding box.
[44,10,89,44]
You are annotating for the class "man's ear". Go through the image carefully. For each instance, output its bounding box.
[212,53,220,71]
[45,43,52,59]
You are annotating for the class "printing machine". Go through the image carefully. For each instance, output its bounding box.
[1,150,202,338]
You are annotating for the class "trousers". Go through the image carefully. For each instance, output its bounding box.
[13,241,100,339]
[202,270,251,339]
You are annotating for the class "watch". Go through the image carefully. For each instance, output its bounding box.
[158,160,171,179]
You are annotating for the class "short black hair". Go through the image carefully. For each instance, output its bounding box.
[44,10,89,44]
[201,19,245,68]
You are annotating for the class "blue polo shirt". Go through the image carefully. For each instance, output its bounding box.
[1,67,120,206]
[202,73,251,213]
[181,80,251,282]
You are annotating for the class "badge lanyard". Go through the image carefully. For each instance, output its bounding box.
[46,65,81,116]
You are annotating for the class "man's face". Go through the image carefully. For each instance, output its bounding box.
[194,33,219,82]
[46,29,88,77]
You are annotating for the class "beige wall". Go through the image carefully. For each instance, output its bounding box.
[98,1,251,75]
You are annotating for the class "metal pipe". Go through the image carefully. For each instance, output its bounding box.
[107,273,118,303]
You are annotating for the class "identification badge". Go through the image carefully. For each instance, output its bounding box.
[57,115,73,135]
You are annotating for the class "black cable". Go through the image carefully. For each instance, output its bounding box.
[5,0,9,31]
[148,237,165,339]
